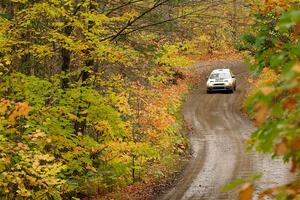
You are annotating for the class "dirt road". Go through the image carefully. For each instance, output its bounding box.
[160,60,293,200]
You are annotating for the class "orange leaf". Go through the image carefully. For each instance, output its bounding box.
[254,103,269,126]
[8,102,30,124]
[239,183,254,200]
[259,188,273,199]
[289,87,300,95]
[287,185,300,195]
[290,136,300,150]
[294,23,300,36]
[275,141,288,156]
[259,186,285,199]
[283,97,297,111]
[291,157,299,173]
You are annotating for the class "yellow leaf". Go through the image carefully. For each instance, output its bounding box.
[260,86,275,95]
[26,175,37,186]
[292,63,300,73]
[247,78,254,83]
[0,99,11,114]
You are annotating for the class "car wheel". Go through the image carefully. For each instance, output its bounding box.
[207,90,211,94]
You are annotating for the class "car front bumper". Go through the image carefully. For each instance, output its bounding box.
[207,85,233,91]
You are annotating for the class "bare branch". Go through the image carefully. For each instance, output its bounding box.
[100,0,170,41]
[104,0,144,16]
[109,0,229,38]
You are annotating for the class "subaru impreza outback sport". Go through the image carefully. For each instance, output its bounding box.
[206,69,236,93]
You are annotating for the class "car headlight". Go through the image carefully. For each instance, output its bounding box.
[225,82,233,86]
[207,82,213,87]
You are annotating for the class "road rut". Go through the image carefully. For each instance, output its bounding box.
[160,60,293,200]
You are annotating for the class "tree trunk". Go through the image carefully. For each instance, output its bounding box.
[74,1,96,135]
[61,25,73,89]
[232,0,238,41]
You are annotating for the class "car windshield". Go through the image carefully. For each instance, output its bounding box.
[210,73,231,79]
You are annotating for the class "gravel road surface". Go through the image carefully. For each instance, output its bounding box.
[160,60,293,200]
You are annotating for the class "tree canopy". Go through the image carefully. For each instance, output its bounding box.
[0,0,250,199]
[236,1,300,199]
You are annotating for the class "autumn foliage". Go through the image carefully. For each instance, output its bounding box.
[240,0,300,199]
[0,0,251,199]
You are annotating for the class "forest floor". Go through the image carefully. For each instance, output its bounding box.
[158,59,294,200]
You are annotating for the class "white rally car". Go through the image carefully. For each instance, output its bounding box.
[206,69,236,93]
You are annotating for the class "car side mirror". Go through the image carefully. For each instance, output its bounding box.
[232,75,235,78]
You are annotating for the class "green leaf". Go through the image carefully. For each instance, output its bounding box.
[221,179,245,192]
[270,53,287,67]
[279,10,300,30]
[250,173,263,182]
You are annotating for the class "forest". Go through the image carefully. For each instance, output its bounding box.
[0,0,300,200]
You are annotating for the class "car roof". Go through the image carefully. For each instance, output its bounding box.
[211,69,231,74]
